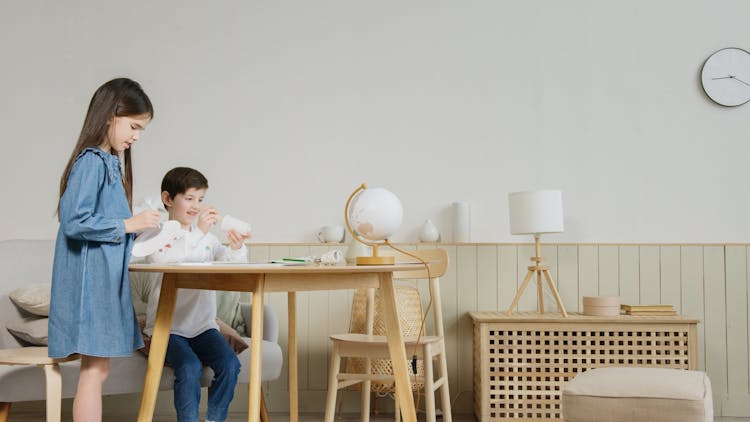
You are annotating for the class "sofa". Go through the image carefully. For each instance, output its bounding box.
[0,239,283,414]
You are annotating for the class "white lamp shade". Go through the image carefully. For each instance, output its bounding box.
[508,190,564,235]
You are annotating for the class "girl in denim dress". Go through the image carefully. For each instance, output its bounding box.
[48,78,162,421]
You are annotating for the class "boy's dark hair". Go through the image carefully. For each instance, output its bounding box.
[161,167,209,208]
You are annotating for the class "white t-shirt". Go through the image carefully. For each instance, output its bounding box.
[143,228,247,338]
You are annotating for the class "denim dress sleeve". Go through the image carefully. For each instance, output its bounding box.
[48,148,143,358]
[59,152,126,243]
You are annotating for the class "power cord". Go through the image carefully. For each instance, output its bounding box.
[382,240,433,412]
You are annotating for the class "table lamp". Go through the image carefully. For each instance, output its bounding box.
[344,183,403,265]
[505,190,568,317]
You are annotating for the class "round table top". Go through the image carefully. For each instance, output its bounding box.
[129,262,423,274]
[0,347,80,365]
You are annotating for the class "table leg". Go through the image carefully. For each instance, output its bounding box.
[288,292,298,422]
[137,274,178,422]
[248,276,265,422]
[42,364,61,422]
[378,273,417,422]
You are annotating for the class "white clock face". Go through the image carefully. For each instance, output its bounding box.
[701,47,750,107]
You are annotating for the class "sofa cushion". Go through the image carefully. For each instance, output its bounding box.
[216,291,246,335]
[6,318,48,345]
[129,271,160,316]
[216,318,249,355]
[0,356,177,403]
[9,283,50,316]
[0,335,282,403]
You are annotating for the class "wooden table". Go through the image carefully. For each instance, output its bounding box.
[130,262,423,422]
[0,347,80,422]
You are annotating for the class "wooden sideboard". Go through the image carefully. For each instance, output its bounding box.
[469,311,699,421]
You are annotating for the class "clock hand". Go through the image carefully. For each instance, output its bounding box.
[711,75,750,87]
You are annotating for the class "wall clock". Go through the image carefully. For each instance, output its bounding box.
[701,47,750,107]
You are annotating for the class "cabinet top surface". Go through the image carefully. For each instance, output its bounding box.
[469,311,699,324]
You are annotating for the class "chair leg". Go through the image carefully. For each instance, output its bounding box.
[361,357,371,422]
[42,364,62,422]
[336,394,344,419]
[260,388,270,422]
[423,344,436,422]
[325,342,342,422]
[393,391,400,422]
[361,389,371,422]
[437,346,452,422]
[0,402,11,422]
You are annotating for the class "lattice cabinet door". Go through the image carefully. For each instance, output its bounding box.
[470,312,699,421]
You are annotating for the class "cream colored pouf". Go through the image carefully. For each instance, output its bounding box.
[562,367,713,422]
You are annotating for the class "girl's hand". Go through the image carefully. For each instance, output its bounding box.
[227,229,251,250]
[197,206,219,234]
[124,210,161,233]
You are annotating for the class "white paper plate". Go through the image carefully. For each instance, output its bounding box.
[131,220,182,257]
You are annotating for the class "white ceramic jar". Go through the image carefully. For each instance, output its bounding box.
[419,219,440,242]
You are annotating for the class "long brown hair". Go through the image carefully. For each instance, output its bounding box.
[58,78,153,215]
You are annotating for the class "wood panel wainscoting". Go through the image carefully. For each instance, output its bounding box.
[165,242,748,418]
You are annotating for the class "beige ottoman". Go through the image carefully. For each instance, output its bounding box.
[562,367,712,422]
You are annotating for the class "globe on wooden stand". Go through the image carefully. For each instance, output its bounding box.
[343,183,403,265]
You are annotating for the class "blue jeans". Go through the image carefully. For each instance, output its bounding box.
[165,328,241,422]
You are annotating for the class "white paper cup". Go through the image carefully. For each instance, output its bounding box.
[221,215,251,235]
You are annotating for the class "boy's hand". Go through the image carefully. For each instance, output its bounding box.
[124,210,161,233]
[227,229,251,250]
[197,206,219,234]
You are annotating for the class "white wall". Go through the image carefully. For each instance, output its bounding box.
[2,0,749,243]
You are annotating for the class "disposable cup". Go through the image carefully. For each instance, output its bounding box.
[221,215,251,235]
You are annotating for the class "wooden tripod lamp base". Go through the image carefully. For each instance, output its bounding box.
[505,235,568,317]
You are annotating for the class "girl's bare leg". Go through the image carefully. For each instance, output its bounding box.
[73,355,110,422]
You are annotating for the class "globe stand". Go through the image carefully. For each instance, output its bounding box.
[356,244,395,265]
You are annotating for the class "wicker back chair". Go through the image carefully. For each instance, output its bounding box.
[324,248,452,422]
[346,286,425,393]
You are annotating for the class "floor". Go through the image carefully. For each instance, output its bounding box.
[7,414,474,421]
[6,414,750,421]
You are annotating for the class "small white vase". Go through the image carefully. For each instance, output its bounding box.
[419,219,440,242]
[452,201,470,242]
[345,238,372,263]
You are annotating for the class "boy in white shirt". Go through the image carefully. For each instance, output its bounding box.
[143,167,250,422]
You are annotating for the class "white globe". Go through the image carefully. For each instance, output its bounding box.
[348,187,403,241]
